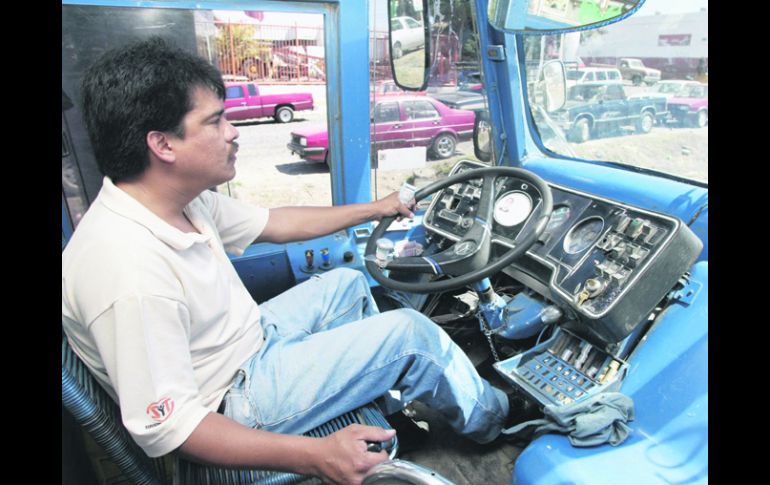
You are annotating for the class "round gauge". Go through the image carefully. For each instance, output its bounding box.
[563,217,604,254]
[546,205,571,232]
[493,191,532,227]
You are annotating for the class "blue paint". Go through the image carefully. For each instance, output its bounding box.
[512,261,708,485]
[495,291,550,340]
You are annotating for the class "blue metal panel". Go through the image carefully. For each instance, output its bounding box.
[329,0,372,206]
[231,243,295,303]
[474,0,524,168]
[513,261,708,485]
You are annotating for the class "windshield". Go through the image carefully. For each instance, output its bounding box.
[524,2,708,184]
[682,84,707,98]
[651,82,685,94]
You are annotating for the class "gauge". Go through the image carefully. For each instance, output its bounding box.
[493,191,532,227]
[546,205,571,232]
[563,217,604,254]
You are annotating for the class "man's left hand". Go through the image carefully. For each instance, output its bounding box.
[373,192,415,221]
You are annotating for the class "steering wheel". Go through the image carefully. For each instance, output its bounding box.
[365,166,553,294]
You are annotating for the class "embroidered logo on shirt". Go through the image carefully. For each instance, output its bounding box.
[146,397,175,423]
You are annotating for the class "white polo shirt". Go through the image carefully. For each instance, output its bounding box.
[62,177,269,457]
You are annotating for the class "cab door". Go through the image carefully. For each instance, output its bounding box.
[224,84,261,121]
[400,98,443,148]
[371,99,408,153]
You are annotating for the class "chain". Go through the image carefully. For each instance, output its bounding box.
[479,314,501,362]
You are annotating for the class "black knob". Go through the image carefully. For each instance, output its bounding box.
[343,251,354,263]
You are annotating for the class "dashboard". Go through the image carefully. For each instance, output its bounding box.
[423,160,702,345]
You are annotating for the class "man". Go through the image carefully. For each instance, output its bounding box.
[62,37,511,485]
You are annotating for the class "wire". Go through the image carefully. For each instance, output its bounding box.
[535,323,552,346]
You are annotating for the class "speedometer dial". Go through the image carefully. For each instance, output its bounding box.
[493,191,532,227]
[563,217,604,254]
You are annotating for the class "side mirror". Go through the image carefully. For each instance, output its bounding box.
[388,0,429,91]
[473,111,493,163]
[488,0,645,33]
[539,60,566,113]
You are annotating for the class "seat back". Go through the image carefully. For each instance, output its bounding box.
[62,337,169,484]
[62,336,396,485]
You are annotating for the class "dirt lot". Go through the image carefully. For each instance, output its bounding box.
[221,86,707,208]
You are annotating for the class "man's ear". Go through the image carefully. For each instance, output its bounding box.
[146,131,176,164]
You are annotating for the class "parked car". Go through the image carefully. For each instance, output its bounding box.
[617,58,661,86]
[666,83,708,127]
[566,67,623,100]
[428,90,486,112]
[390,16,425,59]
[565,67,623,90]
[554,84,668,143]
[224,81,314,123]
[370,80,426,97]
[287,95,475,164]
[646,80,704,100]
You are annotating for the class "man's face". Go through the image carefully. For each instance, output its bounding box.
[170,86,239,191]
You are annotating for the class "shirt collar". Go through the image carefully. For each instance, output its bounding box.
[97,177,213,251]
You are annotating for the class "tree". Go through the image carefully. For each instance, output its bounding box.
[215,23,273,78]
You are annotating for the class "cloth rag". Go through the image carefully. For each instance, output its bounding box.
[502,392,634,447]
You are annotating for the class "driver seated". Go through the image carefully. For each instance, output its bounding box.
[62,37,522,485]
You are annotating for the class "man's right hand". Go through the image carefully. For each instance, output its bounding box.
[312,424,396,485]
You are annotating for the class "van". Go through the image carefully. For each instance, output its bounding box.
[565,67,623,89]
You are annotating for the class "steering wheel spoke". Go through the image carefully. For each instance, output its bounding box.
[365,165,553,294]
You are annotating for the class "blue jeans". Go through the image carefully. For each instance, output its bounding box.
[221,268,508,444]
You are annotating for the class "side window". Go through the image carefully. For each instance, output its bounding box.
[369,0,488,202]
[606,85,624,100]
[374,102,400,123]
[405,100,439,120]
[247,84,257,96]
[585,72,595,81]
[405,18,420,29]
[226,85,244,100]
[608,71,620,81]
[596,71,606,81]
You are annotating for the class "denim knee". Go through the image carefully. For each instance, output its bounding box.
[385,308,445,345]
[322,267,366,286]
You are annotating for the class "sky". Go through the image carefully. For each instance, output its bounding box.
[635,0,708,15]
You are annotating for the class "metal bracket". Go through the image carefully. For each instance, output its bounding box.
[487,45,506,62]
[669,274,702,306]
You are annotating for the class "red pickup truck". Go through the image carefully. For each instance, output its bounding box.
[224,82,314,123]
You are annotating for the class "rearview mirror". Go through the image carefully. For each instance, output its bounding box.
[488,0,644,33]
[388,0,429,91]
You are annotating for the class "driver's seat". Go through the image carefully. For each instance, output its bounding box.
[62,335,396,484]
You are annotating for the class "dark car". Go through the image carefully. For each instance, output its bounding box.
[555,84,668,143]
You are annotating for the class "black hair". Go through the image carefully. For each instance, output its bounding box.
[80,37,225,182]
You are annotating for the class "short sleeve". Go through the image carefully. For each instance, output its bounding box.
[90,294,211,457]
[195,190,270,256]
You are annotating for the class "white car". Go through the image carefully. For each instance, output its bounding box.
[390,16,425,59]
[566,67,623,101]
[565,67,623,90]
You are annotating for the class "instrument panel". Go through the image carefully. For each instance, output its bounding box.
[423,160,702,344]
